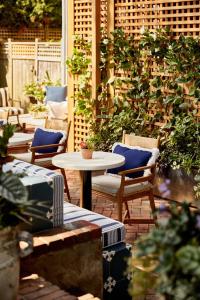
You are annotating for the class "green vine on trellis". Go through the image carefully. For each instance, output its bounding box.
[66,28,200,184]
[66,35,93,120]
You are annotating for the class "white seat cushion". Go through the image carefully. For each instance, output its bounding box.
[63,202,125,248]
[92,174,152,197]
[13,152,52,168]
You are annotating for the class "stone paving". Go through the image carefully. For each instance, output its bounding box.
[65,170,163,300]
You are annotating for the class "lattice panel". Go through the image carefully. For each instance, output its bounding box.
[38,44,61,60]
[1,41,61,61]
[114,0,200,38]
[112,0,200,127]
[74,116,90,151]
[0,28,61,41]
[101,0,108,29]
[71,0,94,150]
[74,0,93,37]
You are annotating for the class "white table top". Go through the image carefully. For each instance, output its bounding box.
[8,132,34,146]
[52,151,125,171]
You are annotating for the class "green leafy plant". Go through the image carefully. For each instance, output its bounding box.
[128,203,200,300]
[159,115,200,172]
[29,103,48,113]
[0,170,48,229]
[80,135,99,151]
[0,124,16,158]
[24,71,61,103]
[66,36,92,120]
[67,28,200,198]
[0,0,62,29]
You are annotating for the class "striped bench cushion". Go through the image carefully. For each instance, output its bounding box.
[63,202,125,248]
[3,159,64,227]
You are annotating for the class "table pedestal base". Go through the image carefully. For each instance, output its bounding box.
[79,170,92,210]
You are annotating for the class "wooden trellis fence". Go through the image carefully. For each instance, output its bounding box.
[68,0,200,151]
[0,28,61,41]
[0,39,61,109]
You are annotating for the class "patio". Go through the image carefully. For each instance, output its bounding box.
[0,1,200,300]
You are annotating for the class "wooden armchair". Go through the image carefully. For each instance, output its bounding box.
[11,118,71,201]
[0,87,24,128]
[92,133,159,224]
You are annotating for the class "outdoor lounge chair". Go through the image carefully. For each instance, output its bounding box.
[92,132,160,224]
[10,118,71,201]
[0,87,24,127]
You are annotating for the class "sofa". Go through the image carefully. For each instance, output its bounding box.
[5,159,132,300]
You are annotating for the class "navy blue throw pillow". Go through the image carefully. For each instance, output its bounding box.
[108,145,152,178]
[45,86,67,103]
[32,128,63,153]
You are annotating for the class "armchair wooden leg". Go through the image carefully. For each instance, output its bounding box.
[123,202,131,222]
[149,191,157,225]
[61,168,71,202]
[117,200,123,222]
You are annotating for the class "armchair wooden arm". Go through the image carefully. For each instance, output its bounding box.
[118,164,156,176]
[30,143,65,161]
[118,164,156,188]
[30,143,65,151]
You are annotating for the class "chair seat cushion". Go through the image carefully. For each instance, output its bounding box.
[63,202,125,248]
[92,174,152,197]
[108,144,152,178]
[12,152,52,168]
[32,128,63,153]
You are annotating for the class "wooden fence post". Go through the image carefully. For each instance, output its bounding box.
[92,0,101,118]
[67,0,75,152]
[8,38,13,99]
[34,38,39,81]
[107,0,114,110]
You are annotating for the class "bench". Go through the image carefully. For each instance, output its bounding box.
[5,159,132,300]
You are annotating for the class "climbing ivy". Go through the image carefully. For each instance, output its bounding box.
[66,28,200,181]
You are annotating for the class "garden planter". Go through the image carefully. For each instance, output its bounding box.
[154,166,197,203]
[81,149,93,159]
[0,227,33,300]
[0,227,20,300]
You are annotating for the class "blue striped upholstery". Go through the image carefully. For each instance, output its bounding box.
[4,159,64,227]
[63,202,125,248]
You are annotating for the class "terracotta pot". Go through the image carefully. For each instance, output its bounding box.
[0,227,33,300]
[0,227,19,300]
[81,149,93,159]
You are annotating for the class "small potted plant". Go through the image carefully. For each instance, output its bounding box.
[80,137,95,159]
[128,201,200,300]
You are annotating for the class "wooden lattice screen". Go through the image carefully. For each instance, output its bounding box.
[67,0,101,151]
[68,0,200,150]
[0,28,61,41]
[114,0,200,37]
